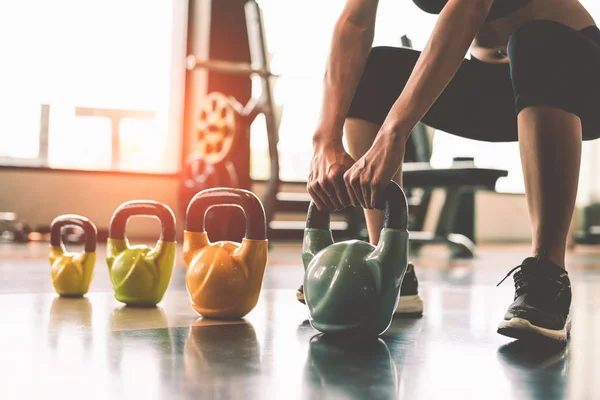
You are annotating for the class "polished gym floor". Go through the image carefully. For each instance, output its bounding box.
[1,241,599,400]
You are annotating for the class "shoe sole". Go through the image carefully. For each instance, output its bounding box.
[297,291,424,316]
[497,317,571,342]
[395,295,424,315]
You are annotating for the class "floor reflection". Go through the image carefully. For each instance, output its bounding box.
[1,240,599,399]
[48,296,93,351]
[183,319,261,398]
[497,340,569,400]
[107,305,180,398]
[302,334,399,400]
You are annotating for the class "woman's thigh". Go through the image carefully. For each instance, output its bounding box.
[508,20,600,141]
[347,46,518,143]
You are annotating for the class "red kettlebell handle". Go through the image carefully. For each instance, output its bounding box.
[109,201,176,242]
[50,215,98,252]
[185,188,267,240]
[306,181,409,231]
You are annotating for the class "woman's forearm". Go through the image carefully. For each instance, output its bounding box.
[314,4,377,147]
[383,0,494,140]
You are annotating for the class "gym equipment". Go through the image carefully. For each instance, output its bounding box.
[184,188,268,319]
[49,215,97,297]
[0,212,31,243]
[184,0,280,235]
[106,201,177,307]
[194,92,240,165]
[180,151,246,243]
[577,203,600,245]
[302,182,409,336]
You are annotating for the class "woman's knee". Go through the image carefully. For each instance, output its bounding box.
[508,20,578,63]
[507,20,594,117]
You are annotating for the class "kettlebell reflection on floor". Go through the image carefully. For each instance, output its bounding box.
[183,319,261,398]
[48,296,94,353]
[108,305,176,373]
[302,334,400,400]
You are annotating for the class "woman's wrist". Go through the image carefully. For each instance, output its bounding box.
[313,129,344,151]
[379,120,412,147]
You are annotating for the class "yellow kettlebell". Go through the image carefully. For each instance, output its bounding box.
[106,200,177,307]
[49,214,98,297]
[184,188,268,319]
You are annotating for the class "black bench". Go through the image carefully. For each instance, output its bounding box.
[403,160,508,258]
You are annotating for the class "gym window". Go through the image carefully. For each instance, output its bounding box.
[0,0,186,174]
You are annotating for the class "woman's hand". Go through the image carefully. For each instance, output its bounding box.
[307,139,356,211]
[343,128,406,209]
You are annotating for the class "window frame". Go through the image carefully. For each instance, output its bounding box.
[0,0,189,176]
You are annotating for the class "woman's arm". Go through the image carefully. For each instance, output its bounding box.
[308,0,379,211]
[314,0,379,144]
[383,0,495,140]
[344,0,495,208]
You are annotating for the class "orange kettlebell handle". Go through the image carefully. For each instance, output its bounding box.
[186,188,267,240]
[109,201,176,242]
[50,215,98,252]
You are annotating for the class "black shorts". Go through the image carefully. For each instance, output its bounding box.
[347,20,600,142]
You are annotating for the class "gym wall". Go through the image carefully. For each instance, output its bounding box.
[0,167,535,243]
[0,169,182,239]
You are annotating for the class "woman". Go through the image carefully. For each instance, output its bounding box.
[302,0,599,342]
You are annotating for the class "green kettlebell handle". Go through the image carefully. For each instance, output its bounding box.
[185,188,267,240]
[306,181,409,231]
[50,215,98,252]
[109,201,176,242]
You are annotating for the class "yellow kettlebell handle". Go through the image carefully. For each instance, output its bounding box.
[49,215,98,297]
[50,214,98,259]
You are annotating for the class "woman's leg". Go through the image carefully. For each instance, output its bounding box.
[497,20,600,342]
[509,20,600,267]
[345,118,423,314]
[345,118,401,245]
[518,107,582,269]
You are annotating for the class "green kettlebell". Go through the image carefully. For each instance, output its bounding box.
[302,181,409,336]
[106,200,177,307]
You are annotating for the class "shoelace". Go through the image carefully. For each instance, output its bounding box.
[496,253,549,287]
[497,264,569,302]
[496,264,523,287]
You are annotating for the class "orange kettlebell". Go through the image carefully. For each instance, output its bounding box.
[183,188,268,319]
[49,215,97,297]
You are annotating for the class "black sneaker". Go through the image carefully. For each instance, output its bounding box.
[497,256,572,342]
[395,263,424,315]
[296,263,424,316]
